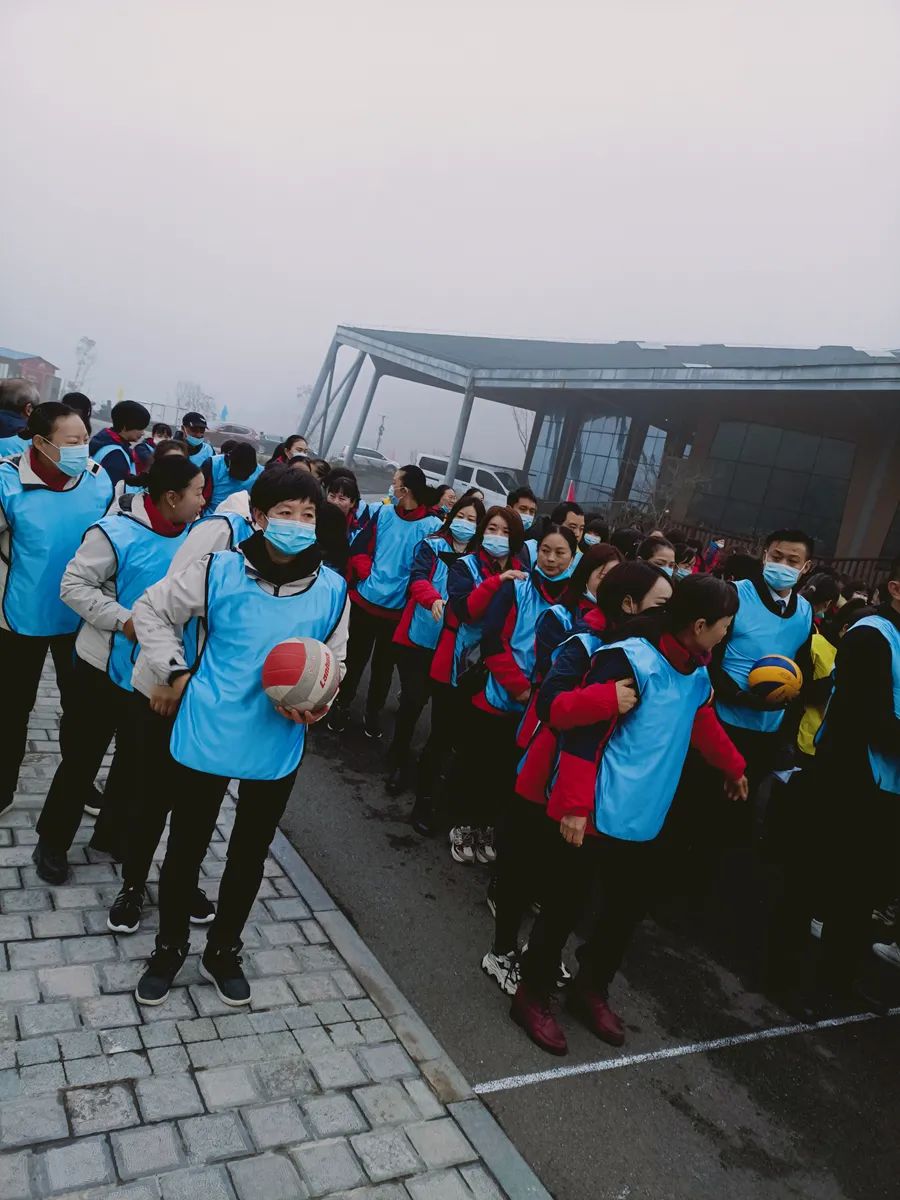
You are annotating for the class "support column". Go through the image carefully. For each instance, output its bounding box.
[343,368,382,467]
[310,351,364,448]
[523,408,545,475]
[444,379,476,484]
[611,418,650,505]
[299,338,337,435]
[547,407,584,501]
[321,352,366,456]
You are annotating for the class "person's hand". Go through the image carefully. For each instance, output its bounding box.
[615,678,638,714]
[500,569,528,583]
[763,694,789,709]
[122,617,137,642]
[560,815,587,846]
[724,774,749,802]
[149,674,189,717]
[275,704,330,725]
[515,688,531,703]
[431,599,445,622]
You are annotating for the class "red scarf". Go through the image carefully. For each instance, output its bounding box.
[143,495,186,537]
[28,447,69,492]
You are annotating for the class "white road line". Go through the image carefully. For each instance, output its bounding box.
[473,1005,900,1095]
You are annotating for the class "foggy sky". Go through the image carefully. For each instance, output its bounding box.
[2,0,898,465]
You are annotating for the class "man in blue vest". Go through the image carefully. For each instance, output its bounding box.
[90,401,151,486]
[710,529,815,802]
[175,411,215,468]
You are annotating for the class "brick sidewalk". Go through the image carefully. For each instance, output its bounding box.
[0,672,544,1200]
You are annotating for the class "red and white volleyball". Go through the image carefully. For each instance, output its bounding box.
[261,638,339,713]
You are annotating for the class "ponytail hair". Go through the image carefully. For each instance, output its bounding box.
[121,454,202,502]
[226,441,258,481]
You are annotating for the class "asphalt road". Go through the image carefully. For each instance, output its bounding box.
[282,689,900,1200]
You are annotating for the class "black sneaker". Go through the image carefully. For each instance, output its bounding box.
[107,885,146,934]
[363,713,383,740]
[386,764,409,796]
[32,841,69,885]
[410,794,437,837]
[190,889,216,925]
[326,706,348,733]
[135,943,188,1006]
[200,945,251,1006]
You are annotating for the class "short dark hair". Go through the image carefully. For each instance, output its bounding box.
[507,486,537,507]
[718,552,762,583]
[765,528,814,559]
[227,441,258,481]
[888,556,900,584]
[585,517,610,541]
[668,573,739,628]
[324,469,361,505]
[801,572,841,607]
[610,527,643,560]
[152,422,173,439]
[126,454,202,502]
[442,493,486,532]
[27,402,80,440]
[561,542,623,608]
[398,464,429,504]
[250,463,323,514]
[151,438,188,459]
[111,401,151,433]
[550,501,584,523]
[61,392,92,419]
[477,505,525,555]
[638,535,674,561]
[537,523,579,557]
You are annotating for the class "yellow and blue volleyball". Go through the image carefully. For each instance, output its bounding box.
[747,655,803,703]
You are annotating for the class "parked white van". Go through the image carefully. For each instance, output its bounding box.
[415,455,529,509]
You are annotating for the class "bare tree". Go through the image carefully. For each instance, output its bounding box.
[512,408,532,454]
[175,380,217,421]
[606,453,713,530]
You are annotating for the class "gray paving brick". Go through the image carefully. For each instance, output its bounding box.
[220,1034,264,1063]
[247,976,296,1009]
[188,986,234,1018]
[112,1122,183,1179]
[136,1072,204,1121]
[329,1021,365,1048]
[0,1093,69,1146]
[148,1044,191,1074]
[242,1099,308,1149]
[352,1128,422,1181]
[159,1165,236,1200]
[0,1067,20,1100]
[81,993,141,1029]
[19,1061,67,1093]
[70,862,118,883]
[59,1028,101,1058]
[19,1001,78,1037]
[257,1030,301,1060]
[255,1055,317,1100]
[177,1016,217,1043]
[2,887,51,912]
[251,947,300,976]
[0,1149,31,1200]
[404,1080,445,1121]
[259,920,300,945]
[16,1035,60,1066]
[179,1112,250,1162]
[142,987,195,1021]
[0,969,39,1002]
[228,1153,307,1200]
[42,1135,115,1193]
[296,947,344,972]
[247,1011,287,1034]
[406,1171,474,1200]
[9,939,64,969]
[38,964,99,999]
[332,969,366,999]
[346,999,380,1021]
[0,846,36,867]
[299,920,328,944]
[213,1014,253,1039]
[66,1082,140,1135]
[405,1119,476,1169]
[31,910,84,938]
[65,1054,112,1086]
[306,1048,368,1090]
[100,961,143,991]
[280,1004,320,1030]
[291,1137,366,1196]
[303,1093,369,1138]
[50,885,99,909]
[289,973,344,1003]
[107,1051,152,1082]
[265,897,311,921]
[196,1065,259,1109]
[140,1019,181,1048]
[64,934,119,963]
[294,1026,333,1055]
[119,932,159,960]
[0,1044,14,1070]
[361,1018,395,1044]
[460,1164,505,1199]
[312,1000,349,1025]
[100,1026,142,1055]
[0,867,19,888]
[358,1042,419,1082]
[187,1039,232,1070]
[354,1084,418,1127]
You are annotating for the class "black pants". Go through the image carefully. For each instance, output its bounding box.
[492,798,550,954]
[0,628,77,808]
[522,827,657,997]
[388,645,433,768]
[157,762,298,949]
[417,681,461,801]
[37,657,137,854]
[338,603,397,718]
[121,694,179,890]
[448,705,521,827]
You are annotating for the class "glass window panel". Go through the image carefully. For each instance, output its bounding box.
[758,506,805,533]
[801,475,846,520]
[880,504,900,560]
[721,498,762,534]
[774,429,818,472]
[703,459,735,497]
[731,462,771,503]
[688,491,726,527]
[740,423,782,465]
[710,422,746,460]
[814,437,854,479]
[766,468,808,509]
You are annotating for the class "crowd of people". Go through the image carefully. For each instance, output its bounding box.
[0,376,896,1056]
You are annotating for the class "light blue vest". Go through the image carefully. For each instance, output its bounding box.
[93,442,133,476]
[181,512,255,666]
[408,537,450,651]
[171,552,347,780]
[0,462,113,635]
[209,456,262,510]
[0,434,29,458]
[716,578,812,733]
[186,441,215,468]
[595,637,711,841]
[849,615,900,794]
[484,576,553,714]
[357,506,442,611]
[93,513,193,691]
[450,555,485,685]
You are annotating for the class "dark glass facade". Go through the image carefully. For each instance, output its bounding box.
[530,415,669,506]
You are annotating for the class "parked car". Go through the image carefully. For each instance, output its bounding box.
[415,454,529,509]
[341,445,398,470]
[207,423,261,451]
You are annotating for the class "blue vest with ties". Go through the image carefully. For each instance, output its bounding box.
[209,456,262,510]
[595,637,711,841]
[485,576,553,714]
[0,434,29,458]
[450,555,485,685]
[0,461,113,635]
[171,552,347,780]
[716,578,812,733]
[186,441,215,468]
[93,513,193,690]
[181,513,253,667]
[358,506,442,611]
[850,615,900,794]
[93,442,134,477]
[408,537,450,651]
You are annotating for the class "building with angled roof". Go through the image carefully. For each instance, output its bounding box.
[303,327,900,562]
[0,347,61,404]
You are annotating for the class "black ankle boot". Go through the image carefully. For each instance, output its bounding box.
[410,794,437,837]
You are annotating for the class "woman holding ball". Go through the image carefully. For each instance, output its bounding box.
[131,466,349,1007]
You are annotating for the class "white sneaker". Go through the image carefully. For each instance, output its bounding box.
[481,951,520,996]
[476,827,497,865]
[810,918,823,940]
[449,826,476,865]
[872,941,900,969]
[84,804,101,818]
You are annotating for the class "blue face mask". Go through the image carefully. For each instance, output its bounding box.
[185,433,205,448]
[674,567,692,580]
[264,518,317,556]
[658,564,674,577]
[763,561,801,591]
[520,513,535,531]
[387,485,399,507]
[53,442,90,478]
[482,534,509,558]
[449,518,476,543]
[583,534,601,546]
[536,560,576,582]
[584,589,597,602]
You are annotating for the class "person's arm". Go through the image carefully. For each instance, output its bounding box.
[689,700,746,779]
[537,636,620,729]
[327,596,351,683]
[167,516,234,577]
[99,446,133,487]
[447,562,506,624]
[131,555,212,681]
[60,527,130,631]
[708,625,773,710]
[348,509,377,583]
[534,608,568,682]
[838,625,900,754]
[408,542,441,609]
[481,582,530,700]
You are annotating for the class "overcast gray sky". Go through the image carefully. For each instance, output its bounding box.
[2,0,898,464]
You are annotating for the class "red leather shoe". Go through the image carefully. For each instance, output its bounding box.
[568,988,625,1046]
[510,983,568,1056]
